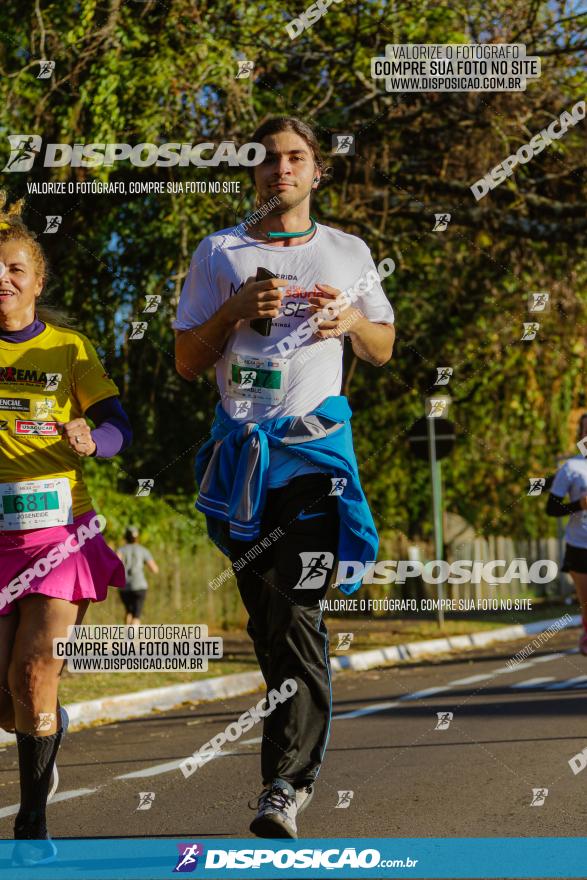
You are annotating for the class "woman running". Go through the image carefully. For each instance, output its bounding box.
[547,412,587,654]
[0,192,132,865]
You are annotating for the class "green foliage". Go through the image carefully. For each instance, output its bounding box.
[82,456,207,551]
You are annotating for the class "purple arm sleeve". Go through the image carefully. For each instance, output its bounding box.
[85,396,133,458]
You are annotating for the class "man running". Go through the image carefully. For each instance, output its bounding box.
[174,116,395,839]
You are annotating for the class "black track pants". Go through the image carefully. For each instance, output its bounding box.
[224,473,340,787]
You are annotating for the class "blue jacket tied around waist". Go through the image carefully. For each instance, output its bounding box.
[194,395,379,595]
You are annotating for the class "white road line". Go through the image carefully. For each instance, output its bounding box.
[115,737,262,780]
[545,676,587,690]
[451,652,574,687]
[116,757,185,779]
[510,677,556,689]
[399,686,452,702]
[443,658,561,689]
[532,652,572,663]
[0,788,97,819]
[334,651,579,719]
[449,673,495,686]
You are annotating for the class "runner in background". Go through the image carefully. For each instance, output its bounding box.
[174,117,395,838]
[546,413,587,654]
[117,525,159,625]
[0,192,132,866]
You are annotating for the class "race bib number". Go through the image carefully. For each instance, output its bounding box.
[0,478,73,530]
[226,353,290,405]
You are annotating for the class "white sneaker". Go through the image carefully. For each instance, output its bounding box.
[48,707,69,803]
[295,784,314,814]
[250,783,298,839]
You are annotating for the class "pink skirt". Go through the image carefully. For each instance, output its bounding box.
[0,510,125,616]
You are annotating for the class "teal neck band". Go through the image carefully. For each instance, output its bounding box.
[243,215,317,240]
[266,217,317,239]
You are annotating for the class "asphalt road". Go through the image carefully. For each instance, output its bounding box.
[1,629,586,856]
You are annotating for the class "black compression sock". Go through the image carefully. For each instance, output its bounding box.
[14,728,63,839]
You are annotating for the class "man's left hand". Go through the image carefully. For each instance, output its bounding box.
[308,283,363,339]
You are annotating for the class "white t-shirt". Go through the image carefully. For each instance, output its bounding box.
[551,455,587,549]
[173,223,395,424]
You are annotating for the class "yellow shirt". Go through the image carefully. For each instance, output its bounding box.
[0,323,120,516]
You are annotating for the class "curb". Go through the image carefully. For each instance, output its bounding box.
[330,614,581,671]
[0,614,579,746]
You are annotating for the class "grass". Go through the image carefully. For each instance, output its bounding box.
[56,588,577,706]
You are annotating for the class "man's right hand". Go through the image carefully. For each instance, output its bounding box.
[223,275,288,322]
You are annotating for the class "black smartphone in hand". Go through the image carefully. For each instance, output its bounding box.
[251,267,278,336]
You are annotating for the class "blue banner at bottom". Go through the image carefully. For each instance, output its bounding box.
[0,837,584,879]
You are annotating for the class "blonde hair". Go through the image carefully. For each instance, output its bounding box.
[0,189,71,326]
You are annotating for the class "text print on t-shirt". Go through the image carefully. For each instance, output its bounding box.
[228,274,314,330]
